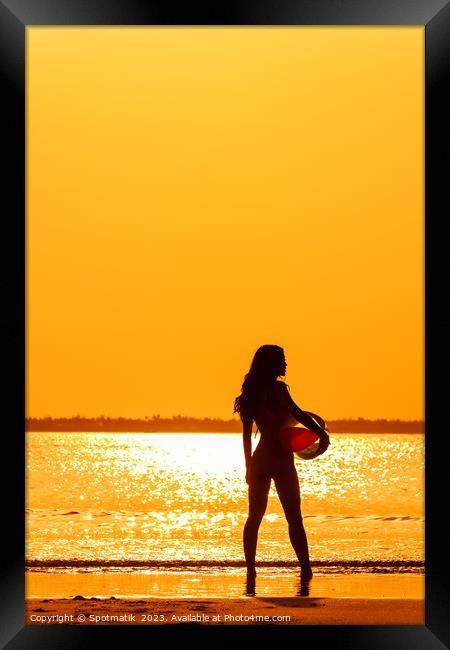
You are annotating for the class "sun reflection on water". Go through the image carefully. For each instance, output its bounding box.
[26,432,424,564]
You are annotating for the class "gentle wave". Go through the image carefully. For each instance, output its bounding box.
[27,510,424,523]
[26,559,424,574]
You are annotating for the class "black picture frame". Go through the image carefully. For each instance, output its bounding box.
[1,0,448,647]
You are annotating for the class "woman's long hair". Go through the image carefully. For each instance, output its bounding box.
[233,345,287,422]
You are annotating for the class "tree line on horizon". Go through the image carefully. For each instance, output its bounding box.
[25,414,424,433]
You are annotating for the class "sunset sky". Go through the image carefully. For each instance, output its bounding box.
[27,27,423,421]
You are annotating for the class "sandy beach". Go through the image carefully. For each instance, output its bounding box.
[26,595,424,626]
[25,571,424,625]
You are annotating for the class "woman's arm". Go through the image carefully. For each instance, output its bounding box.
[242,417,253,465]
[242,417,253,483]
[276,382,330,448]
[303,410,327,432]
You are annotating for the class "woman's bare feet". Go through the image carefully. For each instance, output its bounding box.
[297,564,313,596]
[300,564,313,581]
[245,567,256,596]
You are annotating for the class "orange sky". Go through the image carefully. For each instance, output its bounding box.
[26,27,424,420]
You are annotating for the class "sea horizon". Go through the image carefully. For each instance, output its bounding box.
[25,416,425,434]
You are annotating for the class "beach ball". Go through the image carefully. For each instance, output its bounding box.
[279,426,323,460]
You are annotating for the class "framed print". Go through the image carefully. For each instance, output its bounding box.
[1,0,448,647]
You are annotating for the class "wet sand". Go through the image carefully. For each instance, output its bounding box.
[25,571,424,625]
[26,596,424,625]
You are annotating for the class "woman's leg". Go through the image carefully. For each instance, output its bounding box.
[243,468,271,571]
[273,461,312,576]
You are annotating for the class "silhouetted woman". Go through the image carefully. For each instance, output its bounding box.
[233,344,330,593]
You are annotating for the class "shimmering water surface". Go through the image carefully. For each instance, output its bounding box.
[26,432,424,570]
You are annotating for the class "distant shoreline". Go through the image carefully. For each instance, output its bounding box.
[26,416,424,434]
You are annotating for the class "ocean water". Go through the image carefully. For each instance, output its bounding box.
[26,432,424,573]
